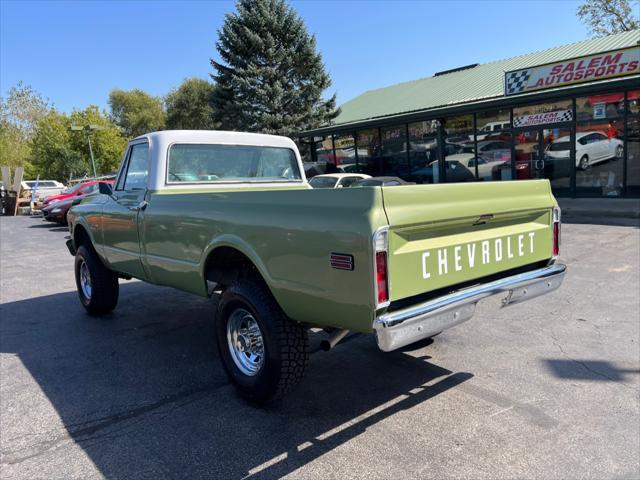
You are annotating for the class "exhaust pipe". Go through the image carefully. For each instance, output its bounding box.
[320,329,350,351]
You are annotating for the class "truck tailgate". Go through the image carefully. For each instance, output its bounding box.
[381,180,555,302]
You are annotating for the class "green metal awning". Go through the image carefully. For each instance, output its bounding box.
[302,30,640,136]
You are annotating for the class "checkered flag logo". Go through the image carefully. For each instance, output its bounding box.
[506,70,530,95]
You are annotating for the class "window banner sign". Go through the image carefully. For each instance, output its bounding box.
[505,46,639,96]
[513,109,573,128]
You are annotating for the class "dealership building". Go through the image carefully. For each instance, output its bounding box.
[299,30,640,198]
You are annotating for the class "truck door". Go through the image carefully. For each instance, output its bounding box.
[101,141,149,279]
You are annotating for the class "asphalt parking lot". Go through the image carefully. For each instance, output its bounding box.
[1,215,639,480]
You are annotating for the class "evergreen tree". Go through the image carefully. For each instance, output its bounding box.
[210,0,339,136]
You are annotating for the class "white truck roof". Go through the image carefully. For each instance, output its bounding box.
[134,130,298,150]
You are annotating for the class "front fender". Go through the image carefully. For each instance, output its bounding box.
[70,208,108,265]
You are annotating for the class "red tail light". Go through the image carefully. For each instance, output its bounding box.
[552,207,561,258]
[373,227,390,308]
[376,251,388,304]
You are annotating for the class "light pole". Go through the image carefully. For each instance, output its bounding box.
[69,124,103,178]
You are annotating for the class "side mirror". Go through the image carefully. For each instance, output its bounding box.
[99,183,113,195]
[336,184,344,188]
[72,197,82,206]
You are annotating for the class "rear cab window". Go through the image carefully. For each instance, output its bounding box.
[309,176,338,188]
[166,144,302,184]
[339,177,360,188]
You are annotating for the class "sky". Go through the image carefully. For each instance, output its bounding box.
[1,0,590,113]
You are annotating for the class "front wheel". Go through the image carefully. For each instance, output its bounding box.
[215,276,309,403]
[74,245,119,315]
[615,145,623,160]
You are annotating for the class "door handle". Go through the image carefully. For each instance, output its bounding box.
[128,201,148,212]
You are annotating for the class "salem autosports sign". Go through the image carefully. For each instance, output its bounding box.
[505,46,639,96]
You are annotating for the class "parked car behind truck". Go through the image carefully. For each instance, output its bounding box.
[67,130,566,403]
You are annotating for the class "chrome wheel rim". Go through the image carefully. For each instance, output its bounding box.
[226,308,265,376]
[79,260,92,299]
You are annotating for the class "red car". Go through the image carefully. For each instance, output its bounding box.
[42,180,113,207]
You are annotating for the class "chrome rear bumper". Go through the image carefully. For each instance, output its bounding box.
[374,263,566,352]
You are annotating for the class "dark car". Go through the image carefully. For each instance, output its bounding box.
[41,196,75,224]
[350,176,415,187]
[410,160,476,184]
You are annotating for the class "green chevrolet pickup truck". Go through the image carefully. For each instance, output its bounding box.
[67,130,566,402]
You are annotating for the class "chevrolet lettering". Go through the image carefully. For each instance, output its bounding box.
[422,232,536,279]
[66,130,566,403]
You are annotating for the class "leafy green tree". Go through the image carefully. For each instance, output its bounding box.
[0,81,51,137]
[69,106,128,175]
[577,0,639,37]
[0,122,34,176]
[108,88,166,138]
[166,78,218,130]
[0,82,51,175]
[29,110,81,180]
[210,0,339,136]
[31,106,127,180]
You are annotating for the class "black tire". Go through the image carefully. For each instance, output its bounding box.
[579,155,589,170]
[74,244,119,315]
[215,276,309,403]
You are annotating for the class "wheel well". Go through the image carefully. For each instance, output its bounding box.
[74,224,90,249]
[204,246,262,290]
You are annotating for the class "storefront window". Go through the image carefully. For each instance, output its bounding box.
[381,125,408,177]
[300,139,316,164]
[626,90,640,196]
[407,120,438,184]
[575,92,625,196]
[356,129,381,176]
[476,109,510,137]
[315,135,335,163]
[574,125,624,196]
[442,115,474,182]
[333,133,356,173]
[297,135,335,178]
[627,90,640,115]
[476,109,512,181]
[576,92,624,121]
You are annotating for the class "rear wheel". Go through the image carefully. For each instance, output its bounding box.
[215,276,309,403]
[74,245,119,315]
[579,155,589,170]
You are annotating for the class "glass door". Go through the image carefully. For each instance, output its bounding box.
[514,126,573,195]
[514,129,542,180]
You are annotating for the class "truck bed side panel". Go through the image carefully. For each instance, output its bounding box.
[140,187,387,333]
